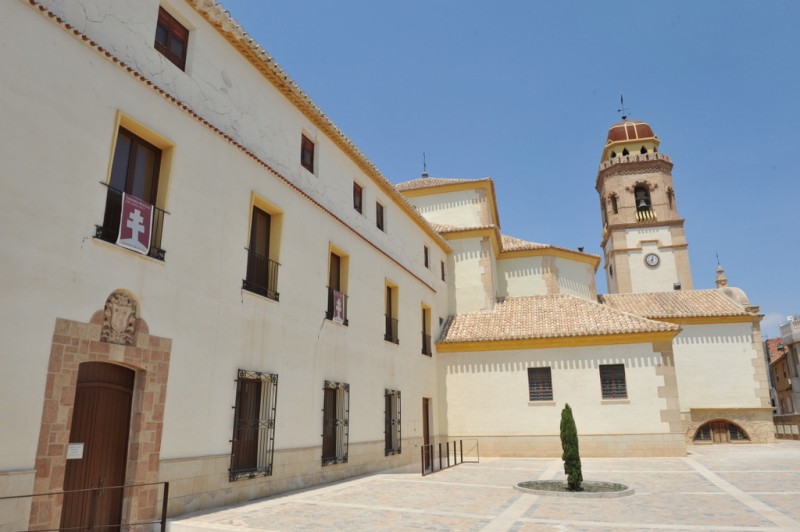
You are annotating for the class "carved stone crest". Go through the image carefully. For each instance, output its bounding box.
[100,290,137,345]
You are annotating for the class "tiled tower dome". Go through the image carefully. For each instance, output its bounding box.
[602,119,660,161]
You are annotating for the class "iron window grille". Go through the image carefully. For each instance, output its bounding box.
[527,367,553,401]
[229,370,278,481]
[600,364,627,399]
[154,7,189,70]
[322,381,349,465]
[384,389,401,456]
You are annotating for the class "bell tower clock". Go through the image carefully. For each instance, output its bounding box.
[596,119,693,294]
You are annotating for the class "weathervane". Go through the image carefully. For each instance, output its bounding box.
[422,152,428,178]
[617,93,629,120]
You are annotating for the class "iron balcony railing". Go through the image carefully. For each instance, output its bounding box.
[421,333,432,356]
[242,249,280,301]
[325,287,349,325]
[95,183,168,260]
[384,315,399,344]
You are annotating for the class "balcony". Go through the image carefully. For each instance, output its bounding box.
[421,333,432,356]
[780,318,800,346]
[243,250,280,301]
[95,185,167,260]
[325,287,348,325]
[384,315,399,344]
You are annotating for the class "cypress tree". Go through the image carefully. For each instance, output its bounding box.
[560,403,583,491]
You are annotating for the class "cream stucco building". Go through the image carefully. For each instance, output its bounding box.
[0,0,772,529]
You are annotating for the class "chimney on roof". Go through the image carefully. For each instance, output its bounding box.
[715,265,728,288]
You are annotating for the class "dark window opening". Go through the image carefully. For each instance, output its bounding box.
[423,246,429,268]
[385,285,399,344]
[154,7,188,70]
[667,188,675,210]
[322,381,349,465]
[421,307,432,356]
[610,150,617,158]
[376,202,385,231]
[610,195,618,214]
[95,127,167,260]
[640,146,647,154]
[600,364,627,399]
[243,207,279,300]
[528,367,553,401]
[229,370,278,481]
[440,261,446,282]
[353,183,363,213]
[622,148,629,156]
[301,135,315,172]
[384,389,401,456]
[693,420,750,443]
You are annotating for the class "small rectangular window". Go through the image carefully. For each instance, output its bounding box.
[376,202,385,231]
[301,134,315,172]
[229,370,278,481]
[322,381,349,465]
[154,7,188,70]
[384,389,401,456]
[600,364,627,399]
[353,183,363,214]
[423,246,429,268]
[527,367,553,401]
[440,260,446,281]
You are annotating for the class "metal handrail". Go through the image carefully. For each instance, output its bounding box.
[420,439,479,476]
[0,481,169,531]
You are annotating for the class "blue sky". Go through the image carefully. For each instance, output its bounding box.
[220,1,799,338]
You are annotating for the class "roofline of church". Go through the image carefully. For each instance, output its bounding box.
[436,330,680,352]
[398,178,501,228]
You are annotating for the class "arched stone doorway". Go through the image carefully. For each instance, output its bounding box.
[29,290,172,531]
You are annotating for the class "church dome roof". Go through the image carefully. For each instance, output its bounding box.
[606,120,657,144]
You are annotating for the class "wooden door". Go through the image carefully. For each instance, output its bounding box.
[61,362,134,531]
[422,398,431,470]
[711,420,730,443]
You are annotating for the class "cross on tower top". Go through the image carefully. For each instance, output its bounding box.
[617,93,629,120]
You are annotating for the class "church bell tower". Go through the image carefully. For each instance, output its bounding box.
[596,119,693,294]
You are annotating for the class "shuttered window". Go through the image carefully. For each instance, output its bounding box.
[322,381,349,465]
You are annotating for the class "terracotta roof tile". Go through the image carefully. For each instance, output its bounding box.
[439,295,678,344]
[395,177,491,192]
[599,290,748,319]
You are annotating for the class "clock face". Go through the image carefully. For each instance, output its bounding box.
[645,253,660,267]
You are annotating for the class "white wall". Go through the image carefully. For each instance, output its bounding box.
[673,323,762,411]
[0,0,448,470]
[439,343,675,436]
[407,189,489,228]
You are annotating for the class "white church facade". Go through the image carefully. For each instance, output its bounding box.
[0,0,772,529]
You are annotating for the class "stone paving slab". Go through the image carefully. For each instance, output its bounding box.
[170,441,800,531]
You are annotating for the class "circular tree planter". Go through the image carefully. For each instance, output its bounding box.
[515,480,634,498]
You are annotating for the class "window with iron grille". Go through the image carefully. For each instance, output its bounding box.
[322,381,349,465]
[527,367,553,401]
[154,7,189,70]
[229,370,278,481]
[384,389,401,456]
[600,364,627,399]
[301,134,315,172]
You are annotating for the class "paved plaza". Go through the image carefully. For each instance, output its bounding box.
[170,441,800,531]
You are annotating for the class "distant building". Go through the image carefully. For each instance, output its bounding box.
[0,0,773,529]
